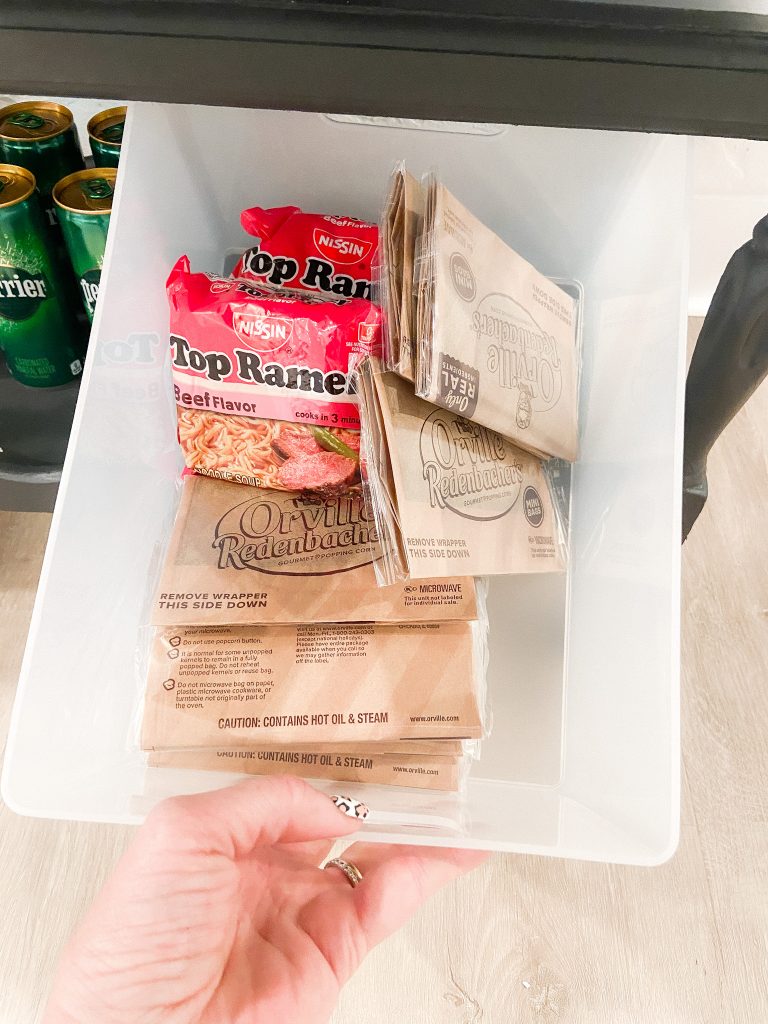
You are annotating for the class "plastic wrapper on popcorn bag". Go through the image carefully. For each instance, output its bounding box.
[140,618,489,750]
[356,358,569,585]
[147,746,471,793]
[375,162,425,381]
[232,205,377,300]
[166,257,381,493]
[150,474,479,627]
[414,174,581,461]
[357,354,410,585]
[136,593,489,797]
[146,739,471,759]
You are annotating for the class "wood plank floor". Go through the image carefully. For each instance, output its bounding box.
[1,320,766,1023]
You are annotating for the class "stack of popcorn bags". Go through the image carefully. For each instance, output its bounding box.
[364,164,579,586]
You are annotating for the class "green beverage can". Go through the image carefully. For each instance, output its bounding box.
[0,101,85,230]
[0,164,83,387]
[53,168,115,323]
[87,106,126,168]
[0,101,88,343]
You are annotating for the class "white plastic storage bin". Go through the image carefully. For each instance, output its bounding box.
[2,103,687,864]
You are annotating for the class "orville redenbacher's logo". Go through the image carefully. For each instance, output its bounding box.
[419,408,524,521]
[473,292,563,424]
[0,266,48,321]
[212,491,378,576]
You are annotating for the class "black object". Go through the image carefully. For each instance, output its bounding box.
[1,2,768,139]
[0,356,80,511]
[683,215,768,540]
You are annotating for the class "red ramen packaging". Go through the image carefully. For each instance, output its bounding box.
[233,205,377,300]
[166,257,381,493]
[357,360,567,583]
[415,176,580,461]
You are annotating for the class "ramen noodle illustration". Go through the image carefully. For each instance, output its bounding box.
[177,409,362,493]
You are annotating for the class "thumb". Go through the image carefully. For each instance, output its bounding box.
[142,776,368,858]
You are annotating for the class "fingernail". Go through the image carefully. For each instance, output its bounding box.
[330,795,370,821]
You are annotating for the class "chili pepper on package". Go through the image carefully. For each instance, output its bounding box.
[233,205,377,300]
[166,256,381,494]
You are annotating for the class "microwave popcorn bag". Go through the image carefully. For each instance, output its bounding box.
[149,739,470,756]
[357,359,567,583]
[376,164,425,382]
[152,475,479,626]
[147,747,467,793]
[166,257,381,493]
[233,205,377,300]
[141,621,487,749]
[415,177,580,461]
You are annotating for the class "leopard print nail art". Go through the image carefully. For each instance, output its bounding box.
[331,795,370,820]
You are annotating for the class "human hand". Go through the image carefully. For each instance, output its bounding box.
[43,776,487,1024]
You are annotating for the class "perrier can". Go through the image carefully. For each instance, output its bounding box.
[53,168,115,323]
[87,106,126,168]
[0,164,83,387]
[0,101,89,342]
[0,101,85,231]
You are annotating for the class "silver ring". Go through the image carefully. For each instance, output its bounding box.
[325,857,364,888]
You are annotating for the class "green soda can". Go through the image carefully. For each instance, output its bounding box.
[0,164,83,387]
[53,168,115,323]
[0,101,85,231]
[87,106,126,168]
[0,101,88,343]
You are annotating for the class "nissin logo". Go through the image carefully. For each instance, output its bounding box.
[233,313,293,351]
[312,229,373,266]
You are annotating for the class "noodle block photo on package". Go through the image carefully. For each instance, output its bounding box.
[166,256,382,495]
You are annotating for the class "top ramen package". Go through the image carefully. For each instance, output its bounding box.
[166,256,381,493]
[233,205,377,300]
[415,176,580,461]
